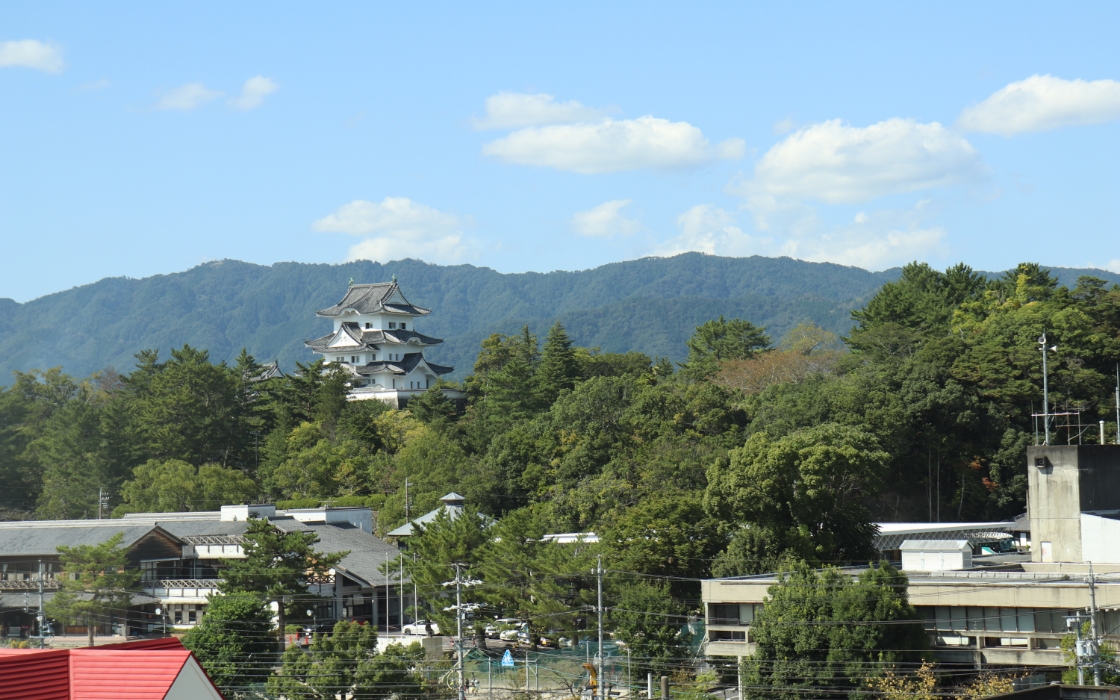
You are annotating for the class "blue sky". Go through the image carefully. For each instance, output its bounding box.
[1,2,1118,302]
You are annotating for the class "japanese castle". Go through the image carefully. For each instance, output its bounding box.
[305,280,464,406]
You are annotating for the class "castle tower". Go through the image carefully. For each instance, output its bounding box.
[304,281,463,406]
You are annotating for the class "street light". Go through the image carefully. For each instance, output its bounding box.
[153,607,167,637]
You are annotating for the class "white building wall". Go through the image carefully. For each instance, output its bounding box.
[1080,513,1120,564]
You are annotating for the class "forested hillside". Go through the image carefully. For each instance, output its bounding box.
[3,263,1119,569]
[0,254,903,383]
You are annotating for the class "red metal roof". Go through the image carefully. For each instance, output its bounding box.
[70,649,189,699]
[0,639,224,700]
[0,648,70,700]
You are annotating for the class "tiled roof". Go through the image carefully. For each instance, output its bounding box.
[302,523,402,587]
[0,522,173,557]
[306,326,445,355]
[316,282,431,318]
[353,353,454,377]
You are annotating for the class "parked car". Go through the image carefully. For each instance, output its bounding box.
[402,620,440,635]
[485,618,521,639]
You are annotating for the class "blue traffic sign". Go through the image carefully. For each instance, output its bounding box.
[501,649,514,667]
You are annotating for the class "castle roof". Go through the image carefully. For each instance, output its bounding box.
[316,282,430,318]
[353,352,454,376]
[304,324,444,355]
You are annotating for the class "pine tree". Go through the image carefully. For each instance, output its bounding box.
[46,532,140,647]
[182,593,274,693]
[536,322,580,404]
[219,518,346,650]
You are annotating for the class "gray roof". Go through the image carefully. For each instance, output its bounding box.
[303,523,402,587]
[306,325,445,355]
[354,353,453,377]
[0,590,160,610]
[900,539,972,552]
[387,494,467,538]
[316,282,431,318]
[0,522,172,556]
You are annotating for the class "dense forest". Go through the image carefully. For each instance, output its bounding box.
[2,262,1119,582]
[0,253,908,383]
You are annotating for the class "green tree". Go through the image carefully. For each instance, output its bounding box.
[46,532,140,647]
[130,345,252,468]
[182,592,275,694]
[611,580,691,673]
[403,506,489,631]
[681,316,770,379]
[743,562,926,699]
[478,509,595,647]
[705,424,887,572]
[218,518,346,648]
[407,383,460,424]
[600,494,724,597]
[113,459,258,514]
[536,322,581,403]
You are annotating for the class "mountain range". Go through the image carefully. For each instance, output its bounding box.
[1,254,1116,383]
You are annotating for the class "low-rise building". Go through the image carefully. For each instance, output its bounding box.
[701,444,1120,669]
[0,504,411,639]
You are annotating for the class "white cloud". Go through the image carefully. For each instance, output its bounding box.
[0,39,64,73]
[313,197,471,264]
[958,75,1120,136]
[571,200,642,238]
[1107,260,1120,274]
[655,205,774,258]
[483,116,745,174]
[230,76,279,111]
[156,82,223,110]
[473,92,604,130]
[655,202,945,271]
[733,118,983,206]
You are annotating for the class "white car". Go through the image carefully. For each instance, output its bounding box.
[485,618,522,639]
[402,620,440,635]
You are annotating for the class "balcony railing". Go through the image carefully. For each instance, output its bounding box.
[145,579,221,599]
[0,579,59,590]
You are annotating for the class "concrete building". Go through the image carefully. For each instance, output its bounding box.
[1027,445,1120,564]
[0,504,412,640]
[701,444,1120,669]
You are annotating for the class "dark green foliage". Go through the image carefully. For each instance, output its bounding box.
[45,532,140,647]
[219,518,346,644]
[402,506,490,631]
[536,322,580,402]
[182,593,274,693]
[705,424,887,572]
[267,619,431,699]
[611,580,692,673]
[681,316,771,379]
[743,562,927,700]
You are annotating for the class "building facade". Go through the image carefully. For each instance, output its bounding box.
[0,505,413,640]
[701,444,1120,669]
[304,280,464,406]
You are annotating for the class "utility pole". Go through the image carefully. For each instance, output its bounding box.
[1114,366,1119,445]
[1040,333,1052,445]
[36,560,45,648]
[443,563,481,700]
[596,555,605,700]
[405,478,410,521]
[1089,563,1101,686]
[456,563,464,700]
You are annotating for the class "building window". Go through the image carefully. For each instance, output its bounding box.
[351,356,357,363]
[141,561,158,582]
[710,630,746,641]
[389,322,397,329]
[400,322,406,330]
[188,608,197,624]
[365,322,371,329]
